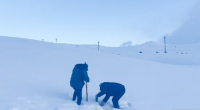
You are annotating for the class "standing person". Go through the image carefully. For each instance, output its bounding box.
[95,82,125,109]
[70,62,90,105]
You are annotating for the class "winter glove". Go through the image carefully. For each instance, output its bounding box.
[95,95,98,102]
[99,101,106,106]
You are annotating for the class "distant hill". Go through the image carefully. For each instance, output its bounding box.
[120,41,132,47]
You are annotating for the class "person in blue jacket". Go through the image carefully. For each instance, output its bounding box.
[95,82,126,109]
[70,62,90,105]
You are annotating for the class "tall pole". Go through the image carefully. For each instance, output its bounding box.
[164,36,167,53]
[98,41,99,51]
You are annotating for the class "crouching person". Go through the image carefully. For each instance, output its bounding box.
[70,62,90,105]
[95,82,125,109]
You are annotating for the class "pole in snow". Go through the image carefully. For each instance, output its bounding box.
[86,82,88,101]
[164,36,167,53]
[98,41,99,51]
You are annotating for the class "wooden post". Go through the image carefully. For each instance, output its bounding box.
[86,82,88,101]
[164,36,167,53]
[98,41,99,51]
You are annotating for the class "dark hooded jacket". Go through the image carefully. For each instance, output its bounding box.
[70,64,90,89]
[96,82,125,102]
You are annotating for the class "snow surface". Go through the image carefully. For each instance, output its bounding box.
[0,36,200,110]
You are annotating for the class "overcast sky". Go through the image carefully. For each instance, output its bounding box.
[167,0,200,44]
[0,0,198,46]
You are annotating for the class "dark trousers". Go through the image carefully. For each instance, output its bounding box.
[112,87,126,109]
[72,88,82,105]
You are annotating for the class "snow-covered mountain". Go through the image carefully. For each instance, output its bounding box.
[120,41,132,47]
[0,36,200,110]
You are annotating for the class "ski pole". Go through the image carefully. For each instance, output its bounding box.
[86,82,88,101]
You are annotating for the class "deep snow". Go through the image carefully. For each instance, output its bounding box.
[0,36,200,110]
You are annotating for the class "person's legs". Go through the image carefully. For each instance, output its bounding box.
[72,90,77,101]
[76,89,82,105]
[112,87,125,109]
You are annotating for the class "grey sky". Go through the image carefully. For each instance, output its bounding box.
[167,0,200,44]
[0,0,197,46]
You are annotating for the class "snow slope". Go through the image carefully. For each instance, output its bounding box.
[90,41,200,65]
[0,36,200,110]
